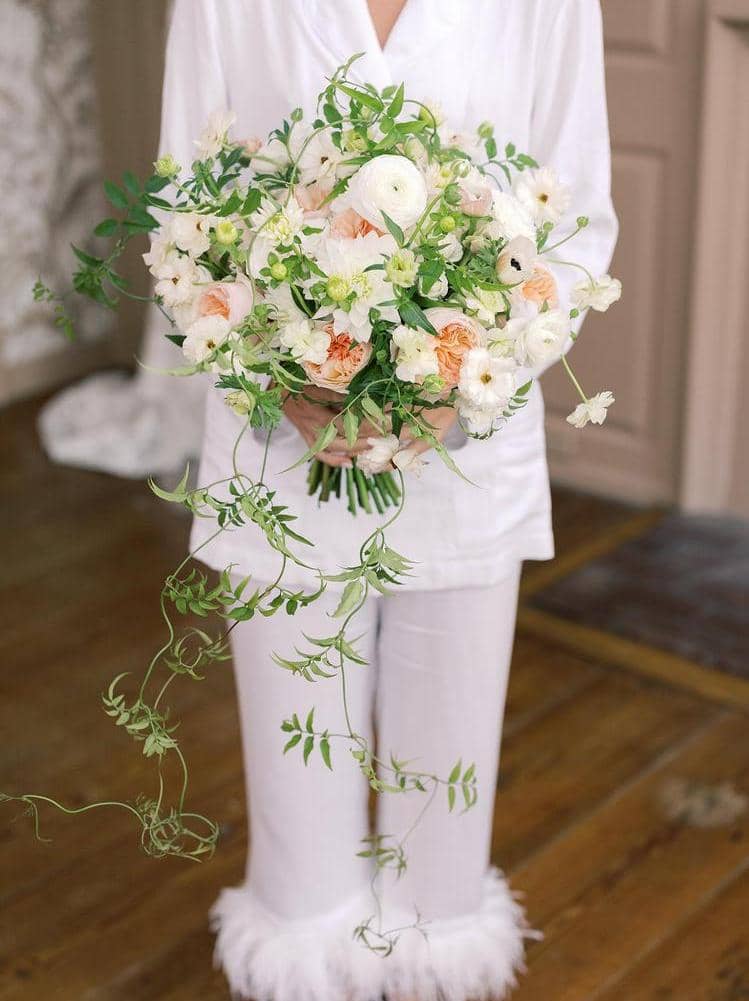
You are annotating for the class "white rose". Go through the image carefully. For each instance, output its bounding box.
[571,274,622,312]
[345,155,428,231]
[566,391,615,428]
[182,314,231,363]
[487,191,537,243]
[508,309,569,368]
[357,434,400,475]
[391,325,440,384]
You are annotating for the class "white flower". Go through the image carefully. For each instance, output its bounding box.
[385,248,418,288]
[314,232,399,342]
[393,446,426,476]
[464,287,507,327]
[495,236,538,285]
[424,161,457,197]
[265,282,306,332]
[279,319,330,365]
[571,274,622,312]
[357,434,400,475]
[566,391,615,428]
[513,166,571,226]
[251,196,305,248]
[167,212,214,257]
[154,257,209,308]
[142,234,179,279]
[507,309,569,368]
[485,191,537,243]
[456,400,497,435]
[391,325,439,384]
[420,272,448,299]
[290,126,343,186]
[439,231,464,263]
[345,155,428,231]
[195,109,236,160]
[182,314,231,363]
[458,348,517,411]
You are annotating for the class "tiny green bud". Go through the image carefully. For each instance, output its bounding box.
[327,276,349,302]
[214,220,238,246]
[225,390,254,417]
[270,261,288,281]
[439,215,457,233]
[577,216,590,228]
[291,107,304,122]
[154,153,180,179]
[477,121,494,140]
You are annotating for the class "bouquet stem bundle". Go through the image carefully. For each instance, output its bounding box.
[307,459,402,514]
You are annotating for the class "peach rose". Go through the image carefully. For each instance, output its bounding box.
[424,307,485,388]
[521,264,559,308]
[329,207,384,239]
[197,278,254,327]
[303,324,372,394]
[295,181,333,217]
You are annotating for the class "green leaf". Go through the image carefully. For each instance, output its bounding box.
[303,735,315,765]
[398,299,437,335]
[283,732,302,754]
[104,180,129,211]
[380,211,404,247]
[148,463,190,503]
[388,81,405,118]
[332,579,364,618]
[320,737,332,770]
[334,81,384,112]
[447,786,456,812]
[305,708,315,733]
[72,245,102,268]
[242,188,262,215]
[360,396,386,430]
[343,409,359,448]
[448,759,462,784]
[122,170,140,195]
[94,218,119,237]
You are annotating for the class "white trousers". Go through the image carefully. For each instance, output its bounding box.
[212,568,530,1001]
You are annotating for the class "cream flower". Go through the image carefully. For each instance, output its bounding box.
[290,126,344,186]
[385,248,418,288]
[344,155,428,231]
[458,348,517,411]
[251,196,305,248]
[464,287,507,327]
[456,399,496,435]
[485,191,537,243]
[279,319,330,365]
[391,325,439,384]
[393,446,427,476]
[195,109,237,160]
[168,212,214,257]
[302,327,372,393]
[142,235,178,279]
[513,166,571,226]
[357,434,400,475]
[155,257,209,308]
[571,274,622,312]
[566,391,615,428]
[196,278,254,328]
[182,314,231,363]
[495,236,537,285]
[439,231,465,263]
[507,309,569,368]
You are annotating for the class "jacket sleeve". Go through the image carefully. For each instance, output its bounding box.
[528,0,619,377]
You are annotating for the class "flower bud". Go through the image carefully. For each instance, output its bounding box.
[422,373,445,394]
[214,220,238,246]
[270,261,288,281]
[477,121,494,140]
[225,390,254,416]
[154,153,180,179]
[327,276,349,302]
[439,215,456,233]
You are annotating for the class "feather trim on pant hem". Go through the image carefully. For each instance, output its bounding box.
[211,868,535,1001]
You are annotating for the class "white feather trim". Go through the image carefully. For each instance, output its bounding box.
[211,868,535,1001]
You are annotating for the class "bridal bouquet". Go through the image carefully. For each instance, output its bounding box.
[16,56,620,950]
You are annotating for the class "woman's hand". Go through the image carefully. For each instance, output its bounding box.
[399,405,459,463]
[283,386,374,468]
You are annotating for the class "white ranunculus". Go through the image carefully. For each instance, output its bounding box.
[507,309,569,368]
[571,274,622,312]
[357,434,400,475]
[486,191,537,243]
[456,399,496,435]
[513,166,571,226]
[182,314,231,363]
[391,325,440,384]
[345,155,428,231]
[458,348,517,411]
[168,212,214,257]
[279,319,330,365]
[566,391,615,428]
[195,109,237,160]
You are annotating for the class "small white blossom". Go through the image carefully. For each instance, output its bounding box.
[507,309,569,368]
[464,287,507,327]
[279,319,330,365]
[357,435,400,475]
[420,273,448,299]
[385,248,418,288]
[456,399,497,435]
[391,325,440,384]
[182,314,231,363]
[290,126,343,186]
[566,391,615,428]
[439,231,464,263]
[168,212,214,257]
[195,109,237,159]
[142,234,178,278]
[154,257,209,308]
[496,236,537,285]
[571,274,622,312]
[482,191,537,244]
[251,196,305,248]
[513,166,571,226]
[393,446,427,476]
[458,348,517,411]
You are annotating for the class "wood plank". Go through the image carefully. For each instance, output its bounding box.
[519,605,749,709]
[493,672,715,869]
[596,864,749,1001]
[510,712,749,1000]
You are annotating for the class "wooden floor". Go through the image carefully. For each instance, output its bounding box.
[1,396,748,1000]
